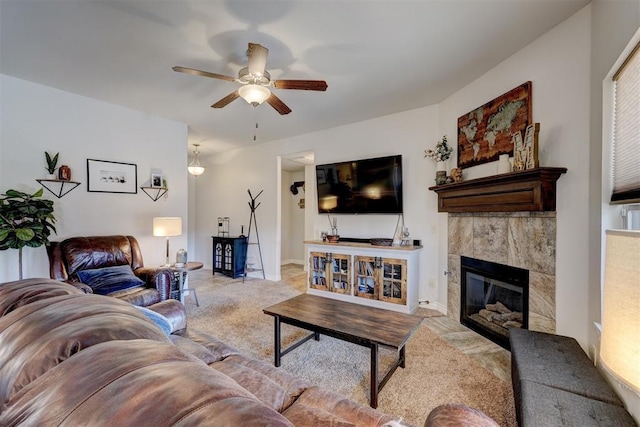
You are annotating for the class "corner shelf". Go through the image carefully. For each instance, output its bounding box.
[428,167,567,213]
[36,179,81,198]
[140,186,168,201]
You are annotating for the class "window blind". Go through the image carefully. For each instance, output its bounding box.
[611,42,640,204]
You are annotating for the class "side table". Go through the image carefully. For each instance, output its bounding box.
[171,262,203,306]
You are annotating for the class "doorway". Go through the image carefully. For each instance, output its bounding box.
[279,151,314,278]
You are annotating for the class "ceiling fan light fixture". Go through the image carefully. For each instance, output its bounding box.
[188,143,206,176]
[238,84,271,105]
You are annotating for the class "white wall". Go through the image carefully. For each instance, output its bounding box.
[196,105,441,304]
[439,6,592,346]
[0,75,189,282]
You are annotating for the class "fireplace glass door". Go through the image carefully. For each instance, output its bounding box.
[460,256,528,349]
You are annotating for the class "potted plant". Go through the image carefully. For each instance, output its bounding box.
[0,188,57,279]
[45,151,59,179]
[425,135,454,185]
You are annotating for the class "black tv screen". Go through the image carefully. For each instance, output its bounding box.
[316,155,403,214]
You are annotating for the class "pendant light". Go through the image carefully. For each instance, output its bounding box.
[188,144,205,176]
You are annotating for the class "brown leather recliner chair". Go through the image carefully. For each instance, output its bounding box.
[47,235,173,307]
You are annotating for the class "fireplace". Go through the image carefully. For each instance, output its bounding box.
[460,256,529,349]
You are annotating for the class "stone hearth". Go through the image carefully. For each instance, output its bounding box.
[447,212,556,334]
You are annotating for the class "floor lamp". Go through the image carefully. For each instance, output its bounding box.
[600,230,640,394]
[153,217,182,266]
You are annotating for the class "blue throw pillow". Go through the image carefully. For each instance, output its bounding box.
[77,265,144,295]
[135,306,173,335]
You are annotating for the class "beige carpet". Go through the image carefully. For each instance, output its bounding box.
[185,269,516,427]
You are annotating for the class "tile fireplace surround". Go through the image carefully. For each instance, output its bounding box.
[447,212,556,334]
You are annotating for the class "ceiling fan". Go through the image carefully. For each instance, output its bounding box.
[173,43,328,115]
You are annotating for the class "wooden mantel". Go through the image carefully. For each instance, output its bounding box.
[428,167,567,213]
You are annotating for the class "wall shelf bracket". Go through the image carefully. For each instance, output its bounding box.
[36,179,81,199]
[140,186,168,201]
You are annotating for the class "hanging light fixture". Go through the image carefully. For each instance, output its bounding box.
[188,143,205,176]
[238,84,271,106]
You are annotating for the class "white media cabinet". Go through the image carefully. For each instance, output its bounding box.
[305,240,422,314]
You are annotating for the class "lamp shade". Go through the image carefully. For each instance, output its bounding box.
[153,217,182,237]
[188,144,205,176]
[600,230,640,391]
[238,84,271,105]
[188,165,205,176]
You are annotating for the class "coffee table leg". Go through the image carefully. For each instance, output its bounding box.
[274,315,281,367]
[370,342,379,408]
[399,344,406,369]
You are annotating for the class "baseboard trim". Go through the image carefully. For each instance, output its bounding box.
[281,259,304,265]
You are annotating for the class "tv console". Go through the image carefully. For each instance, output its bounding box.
[304,240,422,314]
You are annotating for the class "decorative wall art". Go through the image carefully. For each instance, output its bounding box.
[457,82,532,169]
[87,159,137,194]
[151,173,163,188]
[513,123,540,171]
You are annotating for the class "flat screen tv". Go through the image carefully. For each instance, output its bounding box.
[316,155,403,214]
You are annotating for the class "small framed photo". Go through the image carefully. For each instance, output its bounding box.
[151,173,163,188]
[87,159,137,194]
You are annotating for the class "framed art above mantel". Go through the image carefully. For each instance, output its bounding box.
[87,159,137,194]
[457,82,532,169]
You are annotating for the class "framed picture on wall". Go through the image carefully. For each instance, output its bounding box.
[457,81,532,169]
[151,173,163,188]
[87,159,137,194]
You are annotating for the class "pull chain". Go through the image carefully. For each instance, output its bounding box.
[252,106,260,142]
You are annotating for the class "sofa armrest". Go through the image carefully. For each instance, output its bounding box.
[135,267,173,300]
[146,299,187,333]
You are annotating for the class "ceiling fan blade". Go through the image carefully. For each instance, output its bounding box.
[247,43,269,77]
[265,93,292,115]
[172,66,236,82]
[211,91,240,108]
[272,80,328,91]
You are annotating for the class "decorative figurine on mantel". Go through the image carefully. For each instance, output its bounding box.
[425,135,454,185]
[512,123,540,171]
[451,168,463,183]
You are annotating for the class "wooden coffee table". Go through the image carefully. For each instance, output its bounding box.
[263,293,422,408]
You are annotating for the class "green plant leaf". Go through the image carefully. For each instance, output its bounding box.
[16,228,35,241]
[0,188,56,251]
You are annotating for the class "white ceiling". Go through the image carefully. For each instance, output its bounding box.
[1,0,589,158]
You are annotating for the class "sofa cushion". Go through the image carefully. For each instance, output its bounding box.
[0,339,294,427]
[509,329,623,406]
[211,354,309,413]
[0,278,84,316]
[0,294,170,404]
[77,264,144,295]
[285,386,400,427]
[520,381,637,427]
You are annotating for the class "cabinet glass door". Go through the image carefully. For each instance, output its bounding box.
[224,242,233,270]
[309,252,329,291]
[379,258,406,304]
[330,254,351,294]
[214,242,223,269]
[354,256,377,299]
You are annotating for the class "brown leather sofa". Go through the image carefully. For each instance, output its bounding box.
[0,278,411,426]
[47,235,173,307]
